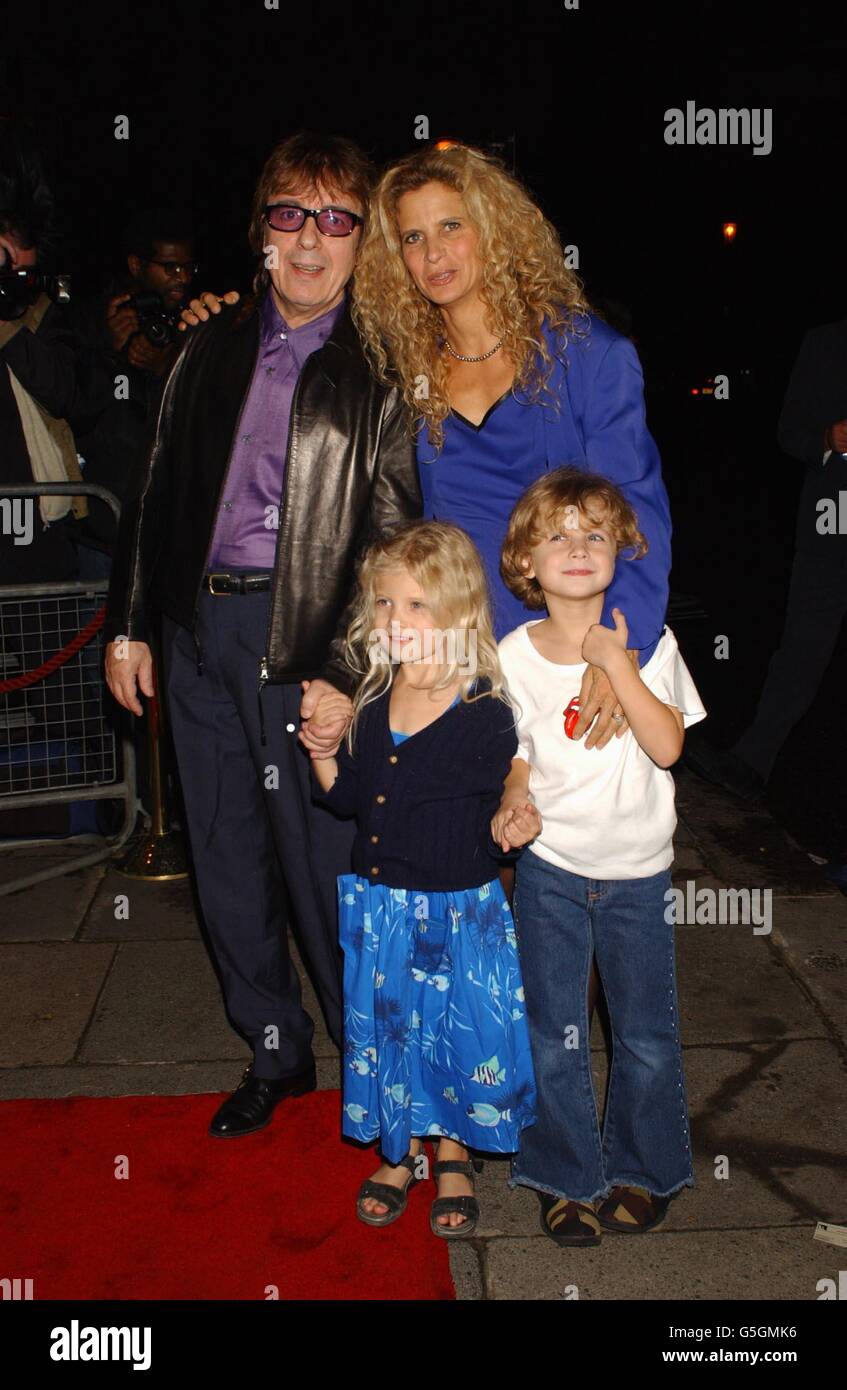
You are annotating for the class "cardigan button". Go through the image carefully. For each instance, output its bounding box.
[370,866,380,876]
[371,835,379,844]
[376,794,386,804]
[388,755,398,764]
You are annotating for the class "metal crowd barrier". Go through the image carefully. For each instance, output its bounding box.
[0,483,137,896]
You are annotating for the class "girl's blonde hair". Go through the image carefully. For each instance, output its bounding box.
[343,521,509,751]
[351,143,590,450]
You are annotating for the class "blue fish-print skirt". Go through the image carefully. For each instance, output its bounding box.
[338,873,537,1164]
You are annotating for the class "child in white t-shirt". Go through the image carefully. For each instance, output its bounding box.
[492,466,706,1247]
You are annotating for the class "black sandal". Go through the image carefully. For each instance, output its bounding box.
[356,1149,421,1228]
[430,1154,483,1239]
[538,1193,602,1247]
[596,1184,670,1233]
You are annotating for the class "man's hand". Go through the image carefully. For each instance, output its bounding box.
[491,796,542,852]
[126,335,174,376]
[825,419,847,454]
[105,639,154,717]
[106,294,140,354]
[178,289,240,332]
[298,678,353,759]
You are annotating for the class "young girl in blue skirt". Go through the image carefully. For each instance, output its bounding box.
[310,521,537,1238]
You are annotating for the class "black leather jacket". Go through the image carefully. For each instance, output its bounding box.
[104,297,422,696]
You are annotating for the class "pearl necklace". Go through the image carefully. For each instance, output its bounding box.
[444,337,503,363]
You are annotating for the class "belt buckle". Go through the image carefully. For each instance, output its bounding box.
[207,572,231,596]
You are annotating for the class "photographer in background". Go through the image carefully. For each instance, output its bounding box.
[0,119,81,586]
[0,119,103,837]
[70,207,195,576]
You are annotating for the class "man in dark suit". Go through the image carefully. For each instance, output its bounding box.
[104,133,421,1136]
[689,319,847,803]
[732,321,847,787]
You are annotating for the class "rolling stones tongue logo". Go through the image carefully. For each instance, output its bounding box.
[563,696,581,739]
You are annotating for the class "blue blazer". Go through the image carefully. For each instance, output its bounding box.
[539,314,671,664]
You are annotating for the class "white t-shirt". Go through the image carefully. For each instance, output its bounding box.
[497,623,706,880]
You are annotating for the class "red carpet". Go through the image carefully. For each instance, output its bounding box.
[0,1089,455,1300]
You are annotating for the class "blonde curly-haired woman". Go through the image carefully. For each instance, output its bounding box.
[352,142,671,749]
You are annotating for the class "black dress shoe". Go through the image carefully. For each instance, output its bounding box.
[209,1061,317,1138]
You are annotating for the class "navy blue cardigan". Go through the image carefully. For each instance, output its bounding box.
[311,679,519,891]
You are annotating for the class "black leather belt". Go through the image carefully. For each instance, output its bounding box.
[205,572,271,595]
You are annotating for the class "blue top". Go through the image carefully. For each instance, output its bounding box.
[417,313,672,664]
[419,389,547,640]
[390,692,460,743]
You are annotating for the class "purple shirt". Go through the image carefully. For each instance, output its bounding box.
[206,291,345,570]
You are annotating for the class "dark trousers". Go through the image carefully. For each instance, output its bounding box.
[162,590,354,1077]
[733,549,847,779]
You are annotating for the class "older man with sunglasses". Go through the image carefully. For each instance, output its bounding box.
[104,133,421,1137]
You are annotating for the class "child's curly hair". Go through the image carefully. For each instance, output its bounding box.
[500,467,648,610]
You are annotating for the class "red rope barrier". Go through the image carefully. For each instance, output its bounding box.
[0,604,106,693]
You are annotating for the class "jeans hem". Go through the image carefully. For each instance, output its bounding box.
[603,1173,695,1199]
[508,1173,610,1204]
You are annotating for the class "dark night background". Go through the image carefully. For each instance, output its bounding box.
[5,0,847,855]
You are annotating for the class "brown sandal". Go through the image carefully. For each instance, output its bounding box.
[539,1194,601,1247]
[596,1184,670,1233]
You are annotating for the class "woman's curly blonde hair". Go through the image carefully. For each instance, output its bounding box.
[342,521,511,752]
[501,467,648,610]
[351,144,590,450]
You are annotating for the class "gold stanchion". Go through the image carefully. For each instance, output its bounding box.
[118,626,188,880]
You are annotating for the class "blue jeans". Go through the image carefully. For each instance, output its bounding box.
[511,850,693,1203]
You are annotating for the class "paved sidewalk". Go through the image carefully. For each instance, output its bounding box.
[1,768,845,1300]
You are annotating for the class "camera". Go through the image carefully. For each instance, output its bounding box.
[0,244,70,320]
[127,293,180,348]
